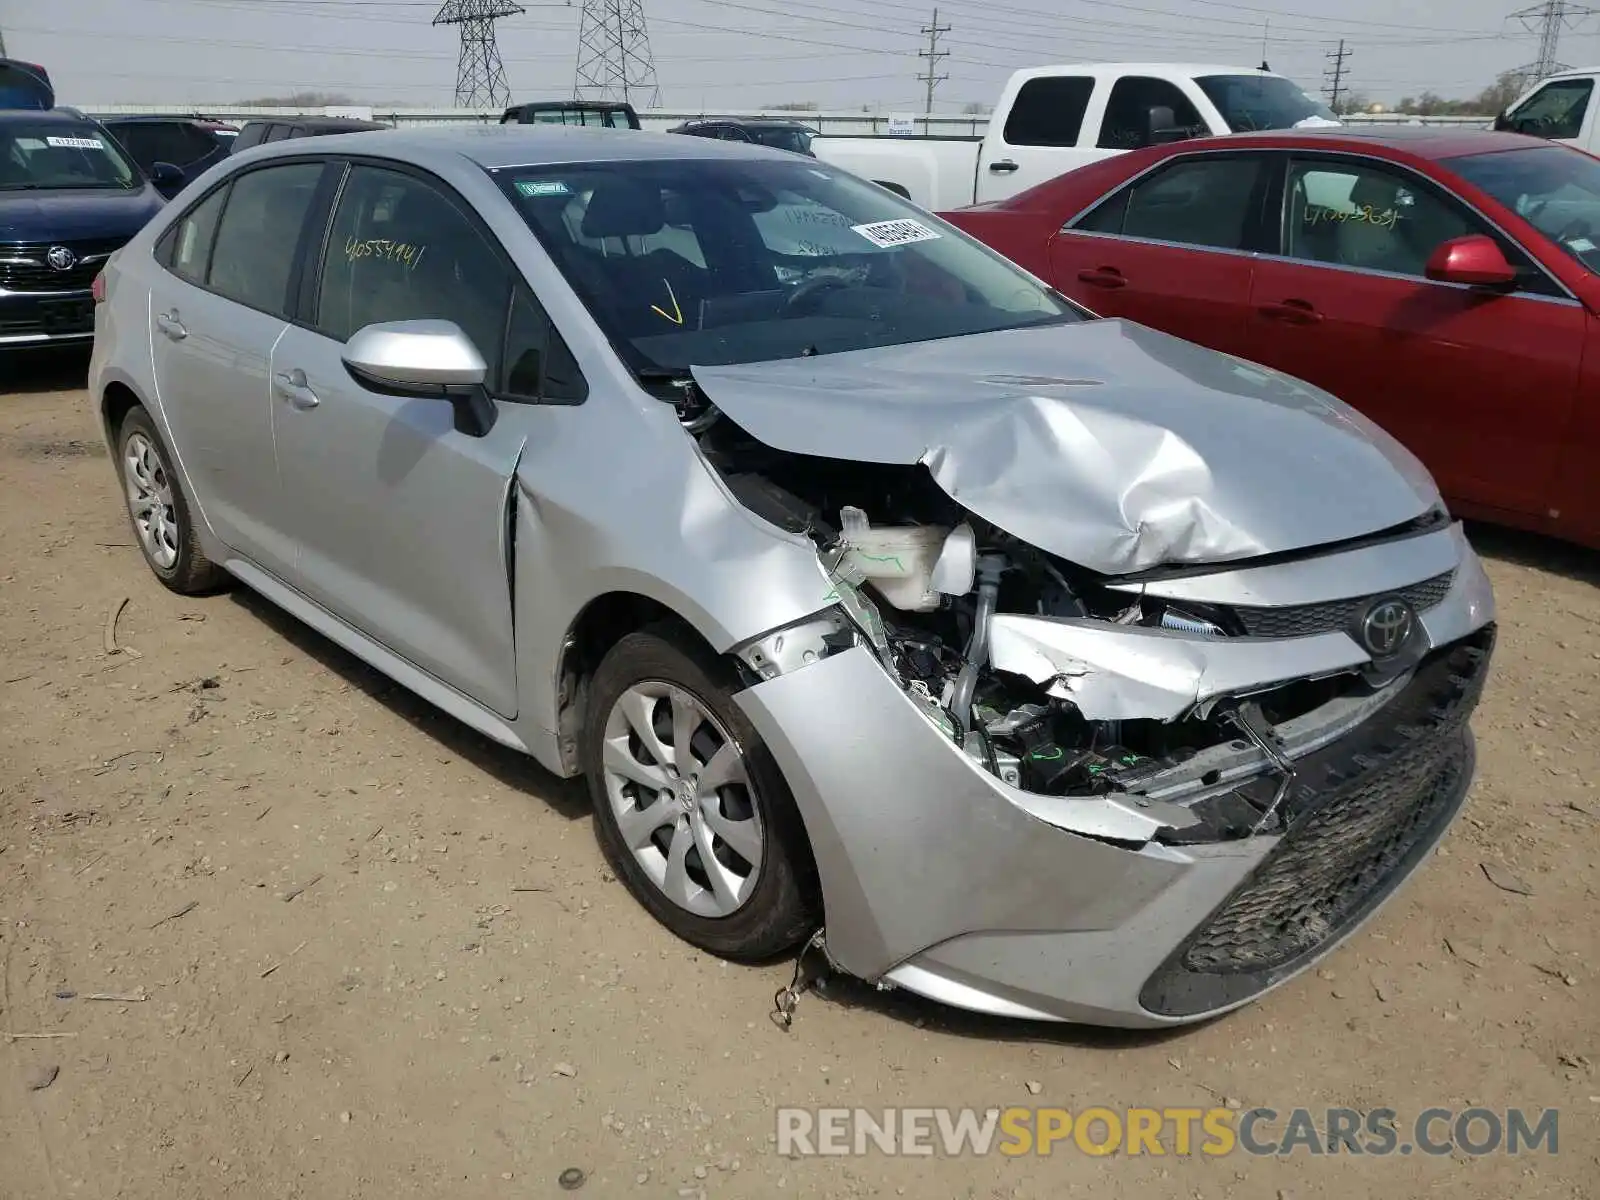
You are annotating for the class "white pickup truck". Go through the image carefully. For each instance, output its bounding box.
[812,62,1340,210]
[1494,67,1600,150]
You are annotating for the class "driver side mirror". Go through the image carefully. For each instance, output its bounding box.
[1145,105,1191,146]
[342,319,498,437]
[1424,234,1518,289]
[150,161,184,193]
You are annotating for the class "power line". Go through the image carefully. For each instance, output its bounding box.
[1324,38,1352,113]
[917,7,950,114]
[573,0,661,107]
[432,0,522,108]
[1509,0,1598,82]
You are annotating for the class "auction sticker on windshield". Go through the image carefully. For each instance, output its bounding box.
[46,136,106,150]
[515,180,571,197]
[852,218,941,248]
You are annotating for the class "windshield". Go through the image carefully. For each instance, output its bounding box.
[495,157,1080,374]
[1195,74,1338,131]
[1447,143,1600,273]
[0,121,139,191]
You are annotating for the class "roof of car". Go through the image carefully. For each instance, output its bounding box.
[681,117,813,129]
[98,114,211,125]
[1175,125,1546,161]
[241,116,387,131]
[242,123,794,169]
[0,108,100,124]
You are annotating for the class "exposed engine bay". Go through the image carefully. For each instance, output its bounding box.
[689,401,1395,831]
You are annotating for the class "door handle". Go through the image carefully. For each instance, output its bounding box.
[273,368,320,410]
[988,159,1020,174]
[155,310,187,340]
[1077,267,1127,289]
[1258,299,1323,325]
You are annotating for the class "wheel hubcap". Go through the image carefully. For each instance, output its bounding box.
[601,681,765,918]
[123,432,179,570]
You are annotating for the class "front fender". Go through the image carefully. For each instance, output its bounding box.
[510,407,835,744]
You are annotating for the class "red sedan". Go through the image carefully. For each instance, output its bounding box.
[941,127,1600,550]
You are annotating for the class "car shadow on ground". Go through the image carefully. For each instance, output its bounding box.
[226,587,593,821]
[1,349,91,395]
[1465,521,1600,586]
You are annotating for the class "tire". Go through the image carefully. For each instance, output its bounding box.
[582,624,819,961]
[114,406,228,595]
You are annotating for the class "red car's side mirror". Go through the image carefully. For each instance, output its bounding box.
[1425,234,1518,288]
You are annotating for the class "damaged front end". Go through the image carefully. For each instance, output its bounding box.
[670,347,1495,1026]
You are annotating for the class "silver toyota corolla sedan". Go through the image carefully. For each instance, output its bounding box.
[88,126,1496,1028]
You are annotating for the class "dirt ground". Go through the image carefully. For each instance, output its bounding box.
[0,352,1595,1200]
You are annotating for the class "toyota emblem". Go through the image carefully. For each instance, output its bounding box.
[1360,598,1416,658]
[46,245,78,272]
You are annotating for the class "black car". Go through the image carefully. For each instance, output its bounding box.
[230,116,388,152]
[98,117,236,198]
[0,109,170,350]
[500,100,640,128]
[100,117,235,198]
[668,118,816,156]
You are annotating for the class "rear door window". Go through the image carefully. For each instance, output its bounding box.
[207,162,325,316]
[1075,155,1270,252]
[1002,76,1094,147]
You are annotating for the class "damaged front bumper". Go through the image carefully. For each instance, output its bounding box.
[732,524,1496,1027]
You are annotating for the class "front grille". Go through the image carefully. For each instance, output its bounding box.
[1231,570,1455,639]
[0,294,96,337]
[1140,625,1494,1019]
[1180,732,1467,975]
[0,239,125,292]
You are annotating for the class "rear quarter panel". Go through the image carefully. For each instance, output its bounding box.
[88,250,157,446]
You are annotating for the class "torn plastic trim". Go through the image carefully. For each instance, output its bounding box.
[733,609,859,681]
[1133,672,1411,803]
[986,614,1370,723]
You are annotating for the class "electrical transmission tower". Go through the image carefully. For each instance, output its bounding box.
[1323,39,1352,114]
[1509,0,1597,83]
[573,0,661,109]
[433,0,524,108]
[918,7,951,114]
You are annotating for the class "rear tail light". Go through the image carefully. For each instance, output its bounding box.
[91,271,107,304]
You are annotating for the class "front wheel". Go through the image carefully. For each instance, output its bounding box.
[582,625,818,961]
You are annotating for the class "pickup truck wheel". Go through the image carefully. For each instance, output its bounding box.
[115,407,228,595]
[583,625,819,962]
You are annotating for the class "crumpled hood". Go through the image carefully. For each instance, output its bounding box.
[690,319,1440,575]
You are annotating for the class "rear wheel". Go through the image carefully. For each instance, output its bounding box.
[582,625,818,961]
[115,407,228,595]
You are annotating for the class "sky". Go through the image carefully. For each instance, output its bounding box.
[7,0,1600,112]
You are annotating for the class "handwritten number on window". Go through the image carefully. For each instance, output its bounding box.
[344,236,427,271]
[1304,204,1399,230]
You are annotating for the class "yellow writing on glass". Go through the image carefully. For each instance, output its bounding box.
[344,236,427,270]
[1304,204,1399,230]
[651,278,685,325]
